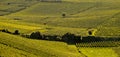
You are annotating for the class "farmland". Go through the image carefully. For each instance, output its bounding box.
[78,47,118,57]
[0,0,120,57]
[0,32,82,57]
[7,1,120,36]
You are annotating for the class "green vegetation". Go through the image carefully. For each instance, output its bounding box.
[78,48,118,57]
[0,0,38,15]
[113,47,120,57]
[6,1,120,36]
[0,0,120,57]
[76,41,119,47]
[0,32,81,57]
[0,43,37,57]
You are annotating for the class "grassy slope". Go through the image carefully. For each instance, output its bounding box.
[0,32,82,57]
[0,0,120,57]
[8,1,120,36]
[0,43,37,57]
[9,2,95,17]
[0,0,38,15]
[0,18,87,35]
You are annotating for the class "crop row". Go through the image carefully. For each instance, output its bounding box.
[76,41,120,47]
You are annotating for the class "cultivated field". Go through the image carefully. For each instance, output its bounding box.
[0,0,120,57]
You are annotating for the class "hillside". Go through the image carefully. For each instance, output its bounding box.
[7,1,120,36]
[0,0,120,57]
[0,32,83,57]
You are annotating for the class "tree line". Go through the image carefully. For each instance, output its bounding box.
[0,29,120,44]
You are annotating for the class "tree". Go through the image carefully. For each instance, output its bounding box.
[88,31,92,35]
[30,31,42,39]
[1,29,11,34]
[62,32,75,44]
[62,13,66,18]
[13,30,20,35]
[1,29,6,32]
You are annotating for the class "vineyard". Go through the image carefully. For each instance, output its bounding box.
[78,47,118,57]
[75,40,120,57]
[76,41,120,47]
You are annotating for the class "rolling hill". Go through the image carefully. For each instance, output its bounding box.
[0,32,83,57]
[7,1,120,36]
[0,0,120,57]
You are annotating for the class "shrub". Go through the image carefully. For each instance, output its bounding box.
[30,31,42,39]
[62,13,66,18]
[1,29,6,32]
[88,31,92,35]
[1,29,11,34]
[62,32,75,44]
[13,30,20,35]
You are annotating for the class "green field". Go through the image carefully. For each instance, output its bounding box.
[7,1,120,36]
[0,32,83,57]
[78,47,118,57]
[0,0,120,57]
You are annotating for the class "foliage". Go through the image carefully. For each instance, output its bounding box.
[13,30,20,35]
[30,31,42,39]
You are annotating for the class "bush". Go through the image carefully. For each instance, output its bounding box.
[88,31,92,35]
[30,31,42,39]
[62,13,66,18]
[1,29,12,34]
[13,30,20,35]
[62,32,75,44]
